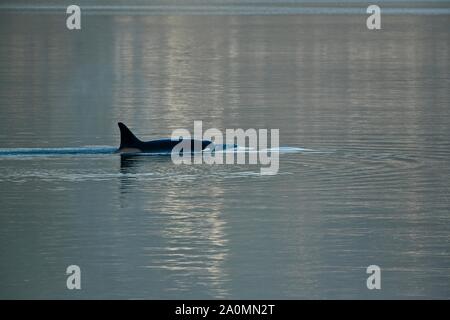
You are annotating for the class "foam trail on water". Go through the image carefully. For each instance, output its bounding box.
[0,146,117,157]
[0,145,318,157]
[215,146,317,153]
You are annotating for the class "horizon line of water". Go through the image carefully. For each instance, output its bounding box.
[1,4,449,15]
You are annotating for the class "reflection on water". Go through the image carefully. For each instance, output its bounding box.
[119,155,230,298]
[0,11,449,298]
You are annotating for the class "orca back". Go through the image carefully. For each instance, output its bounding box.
[117,122,214,153]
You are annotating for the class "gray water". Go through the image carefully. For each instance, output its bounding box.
[0,5,449,299]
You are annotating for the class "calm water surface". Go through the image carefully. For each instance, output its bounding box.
[0,8,449,299]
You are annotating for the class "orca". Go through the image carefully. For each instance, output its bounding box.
[117,122,214,154]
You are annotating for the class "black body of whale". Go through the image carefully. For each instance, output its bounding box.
[117,122,214,154]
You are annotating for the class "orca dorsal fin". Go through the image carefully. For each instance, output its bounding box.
[118,122,142,149]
